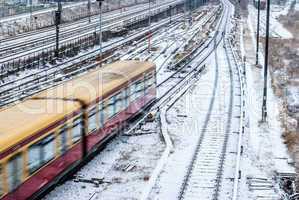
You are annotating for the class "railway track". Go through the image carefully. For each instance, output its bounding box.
[0,4,221,108]
[83,16,221,200]
[0,0,182,62]
[124,6,218,62]
[170,0,246,199]
[126,1,247,198]
[0,2,148,42]
[177,41,226,200]
[228,33,247,200]
[0,14,187,107]
[41,5,223,199]
[104,4,223,137]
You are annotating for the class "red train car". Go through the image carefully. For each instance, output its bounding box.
[0,61,156,200]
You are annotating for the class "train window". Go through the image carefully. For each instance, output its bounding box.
[130,83,138,101]
[98,102,104,127]
[42,135,55,164]
[151,75,156,85]
[145,75,150,90]
[59,126,68,154]
[28,134,55,174]
[88,106,97,133]
[109,97,116,118]
[28,143,41,174]
[135,80,144,99]
[7,153,23,192]
[124,88,130,108]
[0,164,3,197]
[115,92,123,114]
[103,97,116,123]
[103,102,109,123]
[72,116,82,143]
[146,74,154,89]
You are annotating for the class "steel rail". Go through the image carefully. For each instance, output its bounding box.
[229,32,246,200]
[176,0,237,199]
[0,13,183,88]
[0,14,186,107]
[122,5,225,136]
[0,2,151,43]
[1,0,182,45]
[0,3,179,63]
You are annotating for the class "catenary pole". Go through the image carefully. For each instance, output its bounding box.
[262,0,270,122]
[256,0,261,66]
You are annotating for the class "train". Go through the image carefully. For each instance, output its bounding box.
[253,0,266,10]
[0,60,156,200]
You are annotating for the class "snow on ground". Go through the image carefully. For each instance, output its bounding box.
[149,65,216,199]
[148,39,240,199]
[295,0,299,11]
[42,5,217,199]
[44,122,165,200]
[236,5,295,199]
[248,2,293,39]
[287,86,299,111]
[271,0,294,18]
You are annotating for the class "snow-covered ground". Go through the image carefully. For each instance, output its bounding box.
[147,40,241,200]
[248,1,293,39]
[236,2,295,199]
[1,0,294,199]
[42,5,221,200]
[44,123,164,200]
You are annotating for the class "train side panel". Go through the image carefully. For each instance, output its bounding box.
[1,82,156,200]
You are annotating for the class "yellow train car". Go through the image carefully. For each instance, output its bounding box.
[0,60,156,200]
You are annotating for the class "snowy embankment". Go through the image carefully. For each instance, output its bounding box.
[237,2,295,199]
[248,2,293,39]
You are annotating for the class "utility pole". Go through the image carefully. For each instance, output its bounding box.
[148,0,152,52]
[184,0,187,25]
[97,0,104,67]
[88,0,91,23]
[188,0,192,26]
[262,0,270,122]
[29,0,33,26]
[169,5,172,23]
[55,0,62,58]
[255,0,261,66]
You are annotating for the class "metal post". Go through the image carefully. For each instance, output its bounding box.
[88,0,91,23]
[169,5,172,23]
[188,0,192,26]
[58,0,62,12]
[55,9,61,58]
[97,0,104,67]
[255,0,261,66]
[148,0,151,27]
[29,0,33,26]
[148,0,151,52]
[262,0,270,122]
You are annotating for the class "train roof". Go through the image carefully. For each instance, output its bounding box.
[0,61,155,154]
